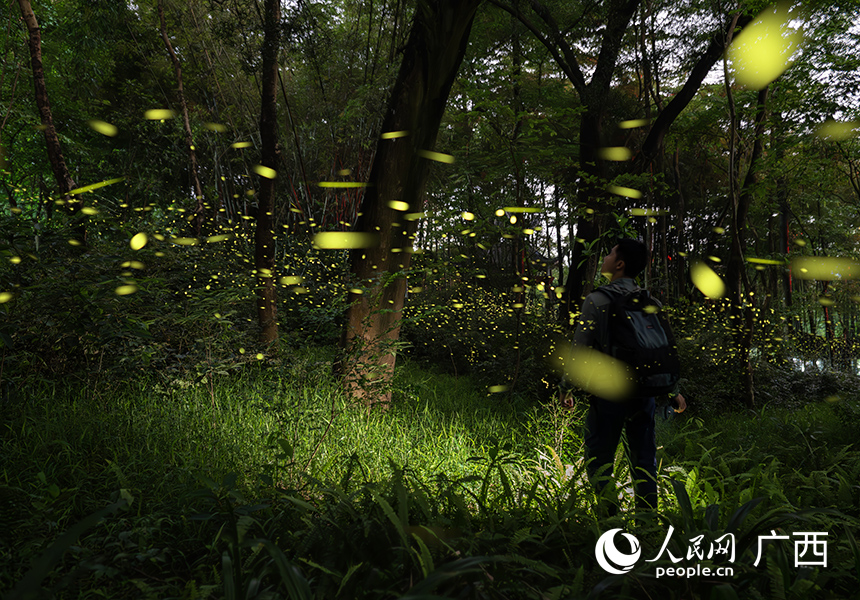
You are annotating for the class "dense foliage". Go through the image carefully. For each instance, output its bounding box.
[3,0,860,597]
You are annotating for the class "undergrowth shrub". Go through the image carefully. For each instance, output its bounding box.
[402,285,559,400]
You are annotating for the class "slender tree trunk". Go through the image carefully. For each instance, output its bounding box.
[672,148,688,300]
[17,0,77,209]
[723,22,766,408]
[340,0,482,406]
[254,0,280,344]
[157,0,205,234]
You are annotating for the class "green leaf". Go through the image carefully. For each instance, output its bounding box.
[7,500,128,600]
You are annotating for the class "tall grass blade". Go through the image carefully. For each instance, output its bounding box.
[253,539,313,600]
[399,556,498,598]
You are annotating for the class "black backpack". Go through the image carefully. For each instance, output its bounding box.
[596,287,681,397]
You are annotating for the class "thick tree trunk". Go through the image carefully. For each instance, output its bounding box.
[254,0,280,344]
[340,0,482,406]
[17,0,77,206]
[157,0,205,234]
[557,96,610,327]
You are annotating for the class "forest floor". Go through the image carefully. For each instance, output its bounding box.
[2,345,860,599]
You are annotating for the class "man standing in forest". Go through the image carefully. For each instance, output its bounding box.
[570,238,686,515]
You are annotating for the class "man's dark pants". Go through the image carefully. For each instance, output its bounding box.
[584,395,657,513]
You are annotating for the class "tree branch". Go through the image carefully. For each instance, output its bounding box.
[488,0,587,94]
[637,12,753,168]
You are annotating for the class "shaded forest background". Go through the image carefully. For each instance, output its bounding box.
[3,0,860,598]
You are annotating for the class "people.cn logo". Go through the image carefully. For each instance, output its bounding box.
[595,529,641,574]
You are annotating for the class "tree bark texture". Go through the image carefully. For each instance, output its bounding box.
[254,0,280,344]
[341,0,482,406]
[17,0,77,204]
[558,0,641,327]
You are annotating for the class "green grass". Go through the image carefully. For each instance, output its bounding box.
[2,348,859,599]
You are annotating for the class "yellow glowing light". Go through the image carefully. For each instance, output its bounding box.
[318,181,369,188]
[816,120,860,140]
[747,257,783,265]
[792,256,859,280]
[825,395,841,404]
[206,234,232,243]
[488,385,510,393]
[349,288,364,295]
[598,147,632,161]
[728,4,802,90]
[713,227,725,234]
[144,109,176,120]
[552,345,634,402]
[130,233,148,250]
[253,165,277,179]
[418,149,455,164]
[231,141,252,149]
[630,208,664,216]
[452,303,464,309]
[388,200,409,211]
[337,169,352,176]
[381,130,410,139]
[504,206,542,213]
[170,237,199,246]
[405,212,425,221]
[0,292,13,303]
[690,261,726,298]
[256,353,264,360]
[115,284,138,296]
[281,276,303,285]
[68,239,82,246]
[608,185,642,199]
[81,207,99,216]
[9,256,21,264]
[67,177,125,196]
[618,119,649,129]
[204,122,228,132]
[462,211,475,221]
[708,256,722,263]
[121,261,145,270]
[313,232,379,249]
[818,296,835,306]
[87,120,118,137]
[794,239,807,247]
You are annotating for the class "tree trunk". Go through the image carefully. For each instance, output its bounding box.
[157,0,205,234]
[17,0,77,210]
[254,0,280,345]
[724,41,767,408]
[340,0,482,406]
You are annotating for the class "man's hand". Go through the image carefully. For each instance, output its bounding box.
[674,393,687,413]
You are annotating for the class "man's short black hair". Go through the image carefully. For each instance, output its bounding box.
[615,238,649,278]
